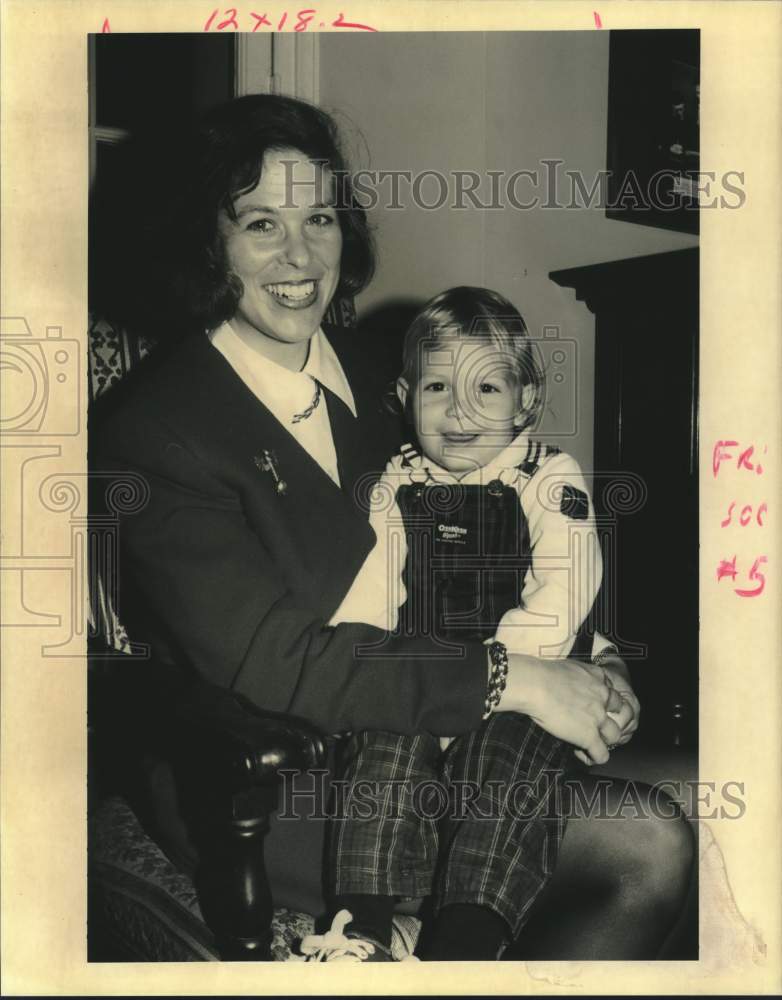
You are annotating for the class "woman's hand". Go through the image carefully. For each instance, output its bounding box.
[600,655,641,746]
[502,654,625,766]
[571,656,641,765]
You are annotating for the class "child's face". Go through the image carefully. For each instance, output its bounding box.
[401,337,529,475]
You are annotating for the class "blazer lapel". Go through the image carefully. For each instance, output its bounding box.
[321,324,403,498]
[185,333,376,547]
[321,383,372,508]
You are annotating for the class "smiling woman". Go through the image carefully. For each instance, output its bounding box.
[217,150,343,370]
[105,94,377,347]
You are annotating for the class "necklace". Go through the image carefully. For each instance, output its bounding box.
[291,379,322,424]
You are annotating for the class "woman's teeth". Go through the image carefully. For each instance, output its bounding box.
[265,280,316,303]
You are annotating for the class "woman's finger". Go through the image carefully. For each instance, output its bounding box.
[617,693,640,728]
[605,686,624,714]
[585,735,610,766]
[607,701,634,731]
[598,715,622,746]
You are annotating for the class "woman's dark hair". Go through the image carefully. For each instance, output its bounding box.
[171,94,375,333]
[398,286,545,433]
[91,95,374,339]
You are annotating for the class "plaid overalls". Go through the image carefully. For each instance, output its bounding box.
[330,443,588,937]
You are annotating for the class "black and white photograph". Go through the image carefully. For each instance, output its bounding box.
[86,29,700,964]
[1,3,780,995]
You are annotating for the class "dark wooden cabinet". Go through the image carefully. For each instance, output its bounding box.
[551,248,698,749]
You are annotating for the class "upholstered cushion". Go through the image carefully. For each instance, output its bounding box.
[89,796,306,961]
[88,316,154,404]
[89,796,419,962]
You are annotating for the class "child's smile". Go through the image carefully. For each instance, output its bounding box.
[405,338,527,476]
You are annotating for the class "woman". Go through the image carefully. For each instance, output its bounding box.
[93,94,692,959]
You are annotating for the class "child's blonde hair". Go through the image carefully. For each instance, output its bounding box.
[399,286,545,432]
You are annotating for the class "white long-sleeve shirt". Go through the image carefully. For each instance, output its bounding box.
[330,433,608,660]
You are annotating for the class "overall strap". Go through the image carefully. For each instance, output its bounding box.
[398,442,433,484]
[514,440,561,479]
[399,442,422,468]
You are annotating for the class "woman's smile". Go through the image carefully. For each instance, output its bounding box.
[263,278,319,308]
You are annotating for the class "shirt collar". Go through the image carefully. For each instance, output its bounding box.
[414,431,533,484]
[208,322,357,419]
[302,326,357,417]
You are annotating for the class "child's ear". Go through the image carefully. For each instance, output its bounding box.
[396,377,409,409]
[514,384,537,426]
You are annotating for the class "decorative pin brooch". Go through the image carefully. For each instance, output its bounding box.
[254,449,288,495]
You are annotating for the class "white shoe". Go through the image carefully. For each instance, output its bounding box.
[288,909,391,962]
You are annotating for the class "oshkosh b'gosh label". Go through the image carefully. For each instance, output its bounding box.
[436,522,469,546]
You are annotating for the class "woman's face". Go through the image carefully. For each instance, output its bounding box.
[218,148,342,369]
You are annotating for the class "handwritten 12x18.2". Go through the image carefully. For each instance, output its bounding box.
[204,8,377,31]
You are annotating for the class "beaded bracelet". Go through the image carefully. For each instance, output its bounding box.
[484,641,510,717]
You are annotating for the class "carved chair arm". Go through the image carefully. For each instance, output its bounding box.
[172,678,328,792]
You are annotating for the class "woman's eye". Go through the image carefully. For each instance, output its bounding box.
[308,212,336,228]
[423,381,446,393]
[246,218,276,234]
[478,382,501,394]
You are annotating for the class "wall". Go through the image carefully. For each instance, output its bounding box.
[318,32,698,469]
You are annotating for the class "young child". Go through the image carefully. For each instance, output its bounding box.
[295,287,618,962]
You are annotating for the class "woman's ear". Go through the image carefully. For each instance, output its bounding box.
[396,377,409,409]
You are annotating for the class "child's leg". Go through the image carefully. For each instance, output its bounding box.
[425,712,570,959]
[328,730,441,949]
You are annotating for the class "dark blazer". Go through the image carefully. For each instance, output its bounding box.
[92,326,487,738]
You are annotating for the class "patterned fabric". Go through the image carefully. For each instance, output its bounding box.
[437,712,569,937]
[88,315,154,403]
[331,714,569,939]
[90,795,420,961]
[90,796,219,961]
[331,731,443,899]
